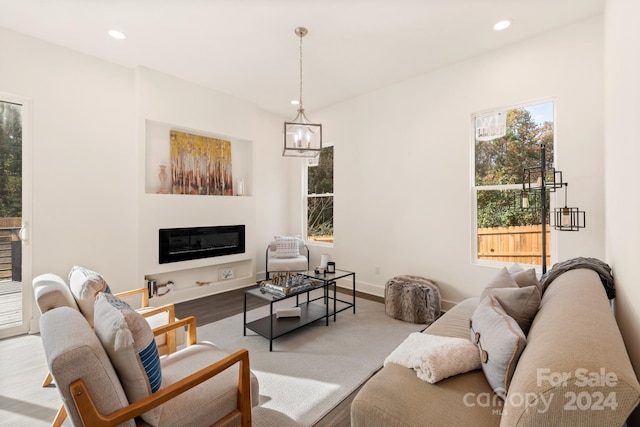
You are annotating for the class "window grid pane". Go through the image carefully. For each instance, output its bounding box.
[306,146,333,243]
[474,101,554,267]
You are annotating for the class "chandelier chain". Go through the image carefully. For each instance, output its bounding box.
[298,30,304,109]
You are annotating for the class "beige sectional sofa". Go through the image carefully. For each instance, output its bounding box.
[351,268,640,426]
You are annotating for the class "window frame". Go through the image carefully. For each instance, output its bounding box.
[471,99,556,272]
[0,92,33,338]
[303,144,334,247]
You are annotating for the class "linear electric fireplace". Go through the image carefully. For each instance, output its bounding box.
[159,225,245,264]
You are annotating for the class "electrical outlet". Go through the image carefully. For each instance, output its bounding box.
[219,267,235,280]
[375,266,380,274]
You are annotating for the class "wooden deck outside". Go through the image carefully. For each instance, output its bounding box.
[0,218,24,329]
[0,280,22,329]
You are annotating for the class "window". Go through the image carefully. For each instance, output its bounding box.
[0,101,22,218]
[473,101,554,268]
[306,145,333,243]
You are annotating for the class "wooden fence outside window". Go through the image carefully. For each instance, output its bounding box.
[477,224,550,266]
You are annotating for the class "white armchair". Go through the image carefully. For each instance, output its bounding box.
[40,305,257,426]
[32,271,187,427]
[265,237,309,280]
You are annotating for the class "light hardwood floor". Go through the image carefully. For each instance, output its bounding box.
[0,286,382,427]
[0,333,67,426]
[175,286,383,427]
[0,281,23,329]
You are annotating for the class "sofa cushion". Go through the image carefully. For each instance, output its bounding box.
[94,292,162,426]
[68,265,111,326]
[503,268,640,426]
[486,285,540,335]
[351,360,499,427]
[383,332,481,384]
[274,235,302,258]
[159,342,260,425]
[470,294,526,400]
[480,267,519,301]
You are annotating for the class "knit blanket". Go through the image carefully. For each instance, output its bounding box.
[539,257,615,299]
[384,332,481,384]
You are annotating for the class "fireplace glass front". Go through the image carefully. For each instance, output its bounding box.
[159,225,245,264]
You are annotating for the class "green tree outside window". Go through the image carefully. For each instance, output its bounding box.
[307,146,333,242]
[0,101,22,218]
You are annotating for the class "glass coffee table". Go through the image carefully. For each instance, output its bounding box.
[244,269,356,351]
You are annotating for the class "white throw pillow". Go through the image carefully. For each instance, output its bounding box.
[274,235,301,258]
[68,265,111,326]
[94,292,162,426]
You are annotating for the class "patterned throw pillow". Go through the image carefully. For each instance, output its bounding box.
[470,295,527,400]
[68,265,111,326]
[274,235,302,258]
[94,292,162,426]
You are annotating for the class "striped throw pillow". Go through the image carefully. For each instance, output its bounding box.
[94,292,162,426]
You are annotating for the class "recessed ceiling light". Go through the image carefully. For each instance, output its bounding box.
[290,100,299,105]
[108,29,126,40]
[493,20,511,31]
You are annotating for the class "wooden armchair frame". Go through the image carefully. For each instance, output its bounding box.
[115,287,150,308]
[57,316,252,427]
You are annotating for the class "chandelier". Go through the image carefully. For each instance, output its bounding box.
[283,27,322,157]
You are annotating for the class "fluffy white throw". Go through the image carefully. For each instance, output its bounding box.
[384,332,481,384]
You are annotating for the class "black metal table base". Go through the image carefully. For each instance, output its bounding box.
[243,270,356,351]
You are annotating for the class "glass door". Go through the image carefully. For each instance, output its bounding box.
[0,96,30,338]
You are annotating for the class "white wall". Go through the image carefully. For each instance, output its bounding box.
[313,18,604,304]
[255,109,298,274]
[0,29,138,296]
[135,67,291,295]
[136,68,259,303]
[0,28,291,328]
[0,16,612,331]
[604,0,640,423]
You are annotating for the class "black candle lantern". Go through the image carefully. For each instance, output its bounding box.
[327,262,335,273]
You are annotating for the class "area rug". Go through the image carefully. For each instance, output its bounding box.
[196,293,426,426]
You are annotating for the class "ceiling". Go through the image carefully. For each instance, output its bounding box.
[0,0,604,117]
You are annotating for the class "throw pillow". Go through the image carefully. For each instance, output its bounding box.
[486,286,541,335]
[274,235,301,258]
[68,265,111,326]
[507,263,524,274]
[470,295,527,400]
[479,267,519,301]
[511,268,540,292]
[94,292,162,426]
